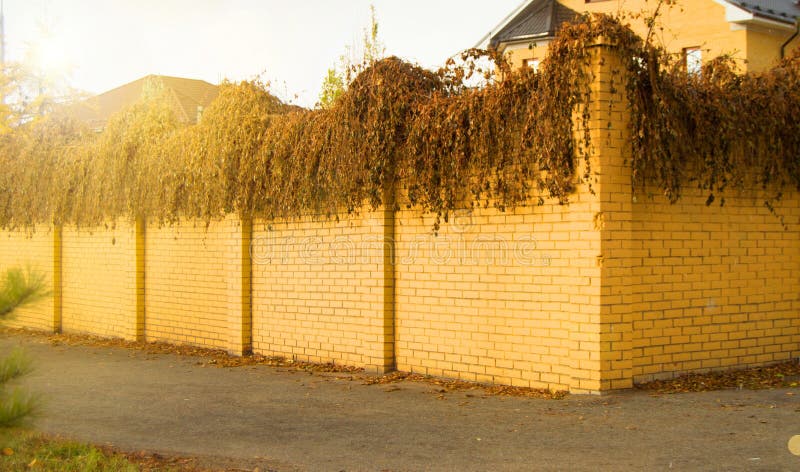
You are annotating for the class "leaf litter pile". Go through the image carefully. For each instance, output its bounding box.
[92,446,206,472]
[363,371,568,400]
[4,327,361,373]
[636,361,800,394]
[96,446,279,472]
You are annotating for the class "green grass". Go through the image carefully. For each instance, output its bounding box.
[0,266,49,318]
[0,348,38,428]
[0,429,141,471]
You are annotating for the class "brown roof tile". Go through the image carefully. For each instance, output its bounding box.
[72,75,219,129]
[489,0,578,48]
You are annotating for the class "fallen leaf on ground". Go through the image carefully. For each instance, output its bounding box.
[636,361,800,394]
[1,327,572,400]
[362,369,567,399]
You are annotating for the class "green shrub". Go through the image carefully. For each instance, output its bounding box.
[0,267,48,427]
[0,266,48,318]
[0,385,38,427]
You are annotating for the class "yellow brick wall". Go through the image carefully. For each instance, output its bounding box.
[627,189,800,382]
[251,210,394,372]
[583,44,638,391]
[0,226,57,331]
[61,222,139,339]
[145,219,229,349]
[391,43,623,394]
[583,41,800,386]
[394,195,603,392]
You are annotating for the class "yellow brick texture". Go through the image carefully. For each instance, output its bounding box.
[251,210,394,372]
[395,194,602,392]
[61,222,139,339]
[586,45,636,391]
[145,219,230,349]
[0,226,57,331]
[588,43,800,386]
[627,189,800,382]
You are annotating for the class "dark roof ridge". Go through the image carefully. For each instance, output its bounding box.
[488,0,579,48]
[724,0,800,25]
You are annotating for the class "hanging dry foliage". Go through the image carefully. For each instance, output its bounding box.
[0,14,798,230]
[630,49,800,217]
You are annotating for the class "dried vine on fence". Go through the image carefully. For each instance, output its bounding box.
[0,14,797,230]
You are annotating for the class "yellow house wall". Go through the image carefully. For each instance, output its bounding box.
[626,189,800,382]
[504,1,798,72]
[144,219,229,349]
[61,222,139,339]
[747,27,799,71]
[503,41,550,70]
[565,0,750,65]
[251,210,394,372]
[0,226,57,331]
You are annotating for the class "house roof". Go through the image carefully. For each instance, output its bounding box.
[725,1,800,24]
[72,75,219,129]
[487,0,578,49]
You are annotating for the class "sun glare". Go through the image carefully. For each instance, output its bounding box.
[31,34,73,77]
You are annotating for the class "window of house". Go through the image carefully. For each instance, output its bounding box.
[523,58,540,71]
[684,47,702,75]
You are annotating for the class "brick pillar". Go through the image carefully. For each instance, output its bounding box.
[134,218,146,342]
[587,42,635,391]
[361,186,398,374]
[379,199,396,373]
[52,224,63,333]
[225,214,252,356]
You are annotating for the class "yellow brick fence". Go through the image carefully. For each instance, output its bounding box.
[1,43,797,394]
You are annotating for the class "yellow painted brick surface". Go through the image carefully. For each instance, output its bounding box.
[145,219,229,349]
[61,222,138,339]
[395,194,602,392]
[584,43,800,386]
[0,226,56,331]
[627,188,800,383]
[251,210,393,371]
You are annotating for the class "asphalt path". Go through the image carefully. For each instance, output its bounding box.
[3,334,800,471]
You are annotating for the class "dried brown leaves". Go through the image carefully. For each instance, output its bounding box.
[630,37,800,213]
[636,361,800,394]
[363,371,568,400]
[1,14,796,230]
[0,16,627,229]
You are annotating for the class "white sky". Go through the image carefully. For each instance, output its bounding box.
[4,0,522,107]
